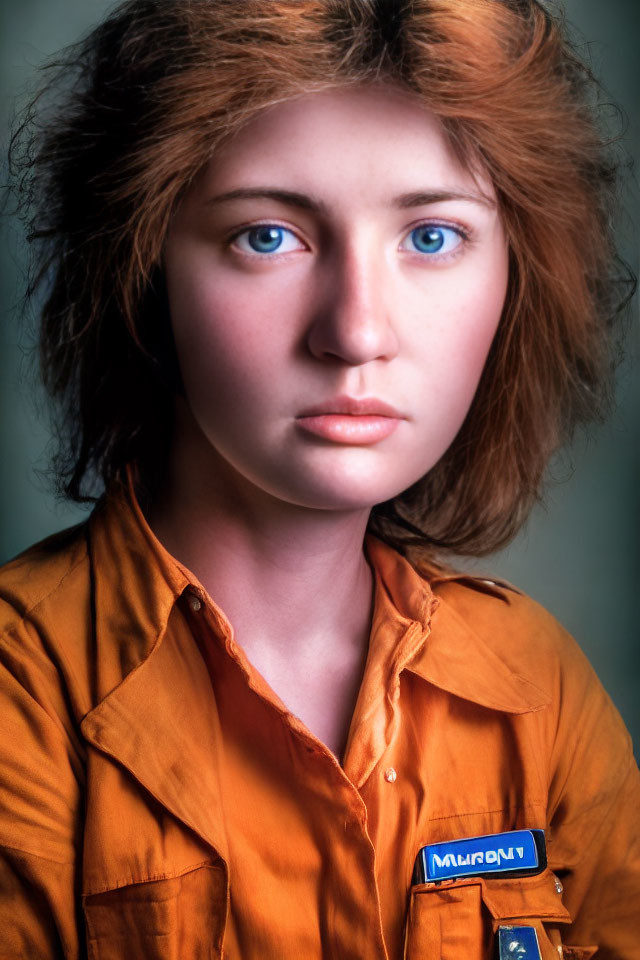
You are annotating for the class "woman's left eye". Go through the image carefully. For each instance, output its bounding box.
[401,224,465,257]
[231,224,304,255]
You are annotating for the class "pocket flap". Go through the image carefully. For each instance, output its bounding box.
[83,862,227,959]
[481,869,571,923]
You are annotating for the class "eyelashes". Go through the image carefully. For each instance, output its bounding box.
[230,224,306,255]
[227,220,470,260]
[401,224,466,256]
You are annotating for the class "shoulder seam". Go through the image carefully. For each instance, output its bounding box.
[0,546,89,639]
[0,840,75,867]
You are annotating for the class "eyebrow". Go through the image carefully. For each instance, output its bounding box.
[396,189,495,209]
[206,187,495,211]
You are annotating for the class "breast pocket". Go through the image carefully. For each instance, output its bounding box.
[83,862,227,960]
[404,868,571,960]
[404,877,485,959]
[482,869,571,958]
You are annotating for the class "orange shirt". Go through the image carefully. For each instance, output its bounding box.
[0,482,638,959]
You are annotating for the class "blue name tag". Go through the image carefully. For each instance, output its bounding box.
[414,829,546,883]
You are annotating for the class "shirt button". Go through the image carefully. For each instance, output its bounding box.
[187,595,202,613]
[554,877,563,894]
[384,767,397,783]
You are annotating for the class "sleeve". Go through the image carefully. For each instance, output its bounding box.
[0,614,85,960]
[545,631,640,958]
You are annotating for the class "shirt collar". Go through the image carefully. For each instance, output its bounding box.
[364,535,549,715]
[81,478,548,854]
[88,476,549,719]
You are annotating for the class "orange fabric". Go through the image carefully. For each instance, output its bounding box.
[0,483,638,959]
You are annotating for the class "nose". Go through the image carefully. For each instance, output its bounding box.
[306,240,399,365]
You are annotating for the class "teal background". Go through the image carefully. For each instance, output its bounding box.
[1,1,639,746]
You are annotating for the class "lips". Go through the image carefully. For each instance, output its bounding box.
[296,395,404,419]
[295,395,405,445]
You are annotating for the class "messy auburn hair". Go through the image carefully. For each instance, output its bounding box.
[10,0,633,557]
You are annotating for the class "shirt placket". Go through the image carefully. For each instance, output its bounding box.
[187,593,392,960]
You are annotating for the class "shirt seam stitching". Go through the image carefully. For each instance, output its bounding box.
[0,840,75,867]
[82,859,222,897]
[420,801,546,824]
[0,548,88,640]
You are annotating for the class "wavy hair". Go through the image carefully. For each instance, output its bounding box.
[9,0,634,556]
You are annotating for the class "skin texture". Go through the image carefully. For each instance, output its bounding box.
[154,85,509,756]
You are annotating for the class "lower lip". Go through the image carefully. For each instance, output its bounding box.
[295,414,401,444]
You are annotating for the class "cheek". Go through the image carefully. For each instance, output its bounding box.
[412,252,508,418]
[170,268,253,353]
[167,268,289,404]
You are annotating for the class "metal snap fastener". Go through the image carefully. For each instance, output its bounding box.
[384,767,397,783]
[188,595,202,612]
[554,878,563,894]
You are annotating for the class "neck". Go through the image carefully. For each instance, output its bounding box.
[147,405,375,663]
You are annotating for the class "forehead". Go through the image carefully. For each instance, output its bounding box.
[192,85,495,209]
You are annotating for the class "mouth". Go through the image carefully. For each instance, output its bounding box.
[296,395,405,419]
[295,395,405,445]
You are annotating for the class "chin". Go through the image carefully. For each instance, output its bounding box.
[263,471,419,513]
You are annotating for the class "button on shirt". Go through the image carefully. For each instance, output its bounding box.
[0,481,638,959]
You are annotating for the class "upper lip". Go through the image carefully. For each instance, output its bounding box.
[297,395,405,418]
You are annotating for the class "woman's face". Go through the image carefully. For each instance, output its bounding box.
[163,86,509,512]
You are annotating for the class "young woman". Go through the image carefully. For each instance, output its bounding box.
[1,1,638,958]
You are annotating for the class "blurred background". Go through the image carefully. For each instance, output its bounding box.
[1,0,639,749]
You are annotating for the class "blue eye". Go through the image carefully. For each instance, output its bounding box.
[403,224,464,256]
[232,225,303,255]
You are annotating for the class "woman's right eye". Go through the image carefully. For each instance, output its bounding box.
[230,224,305,255]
